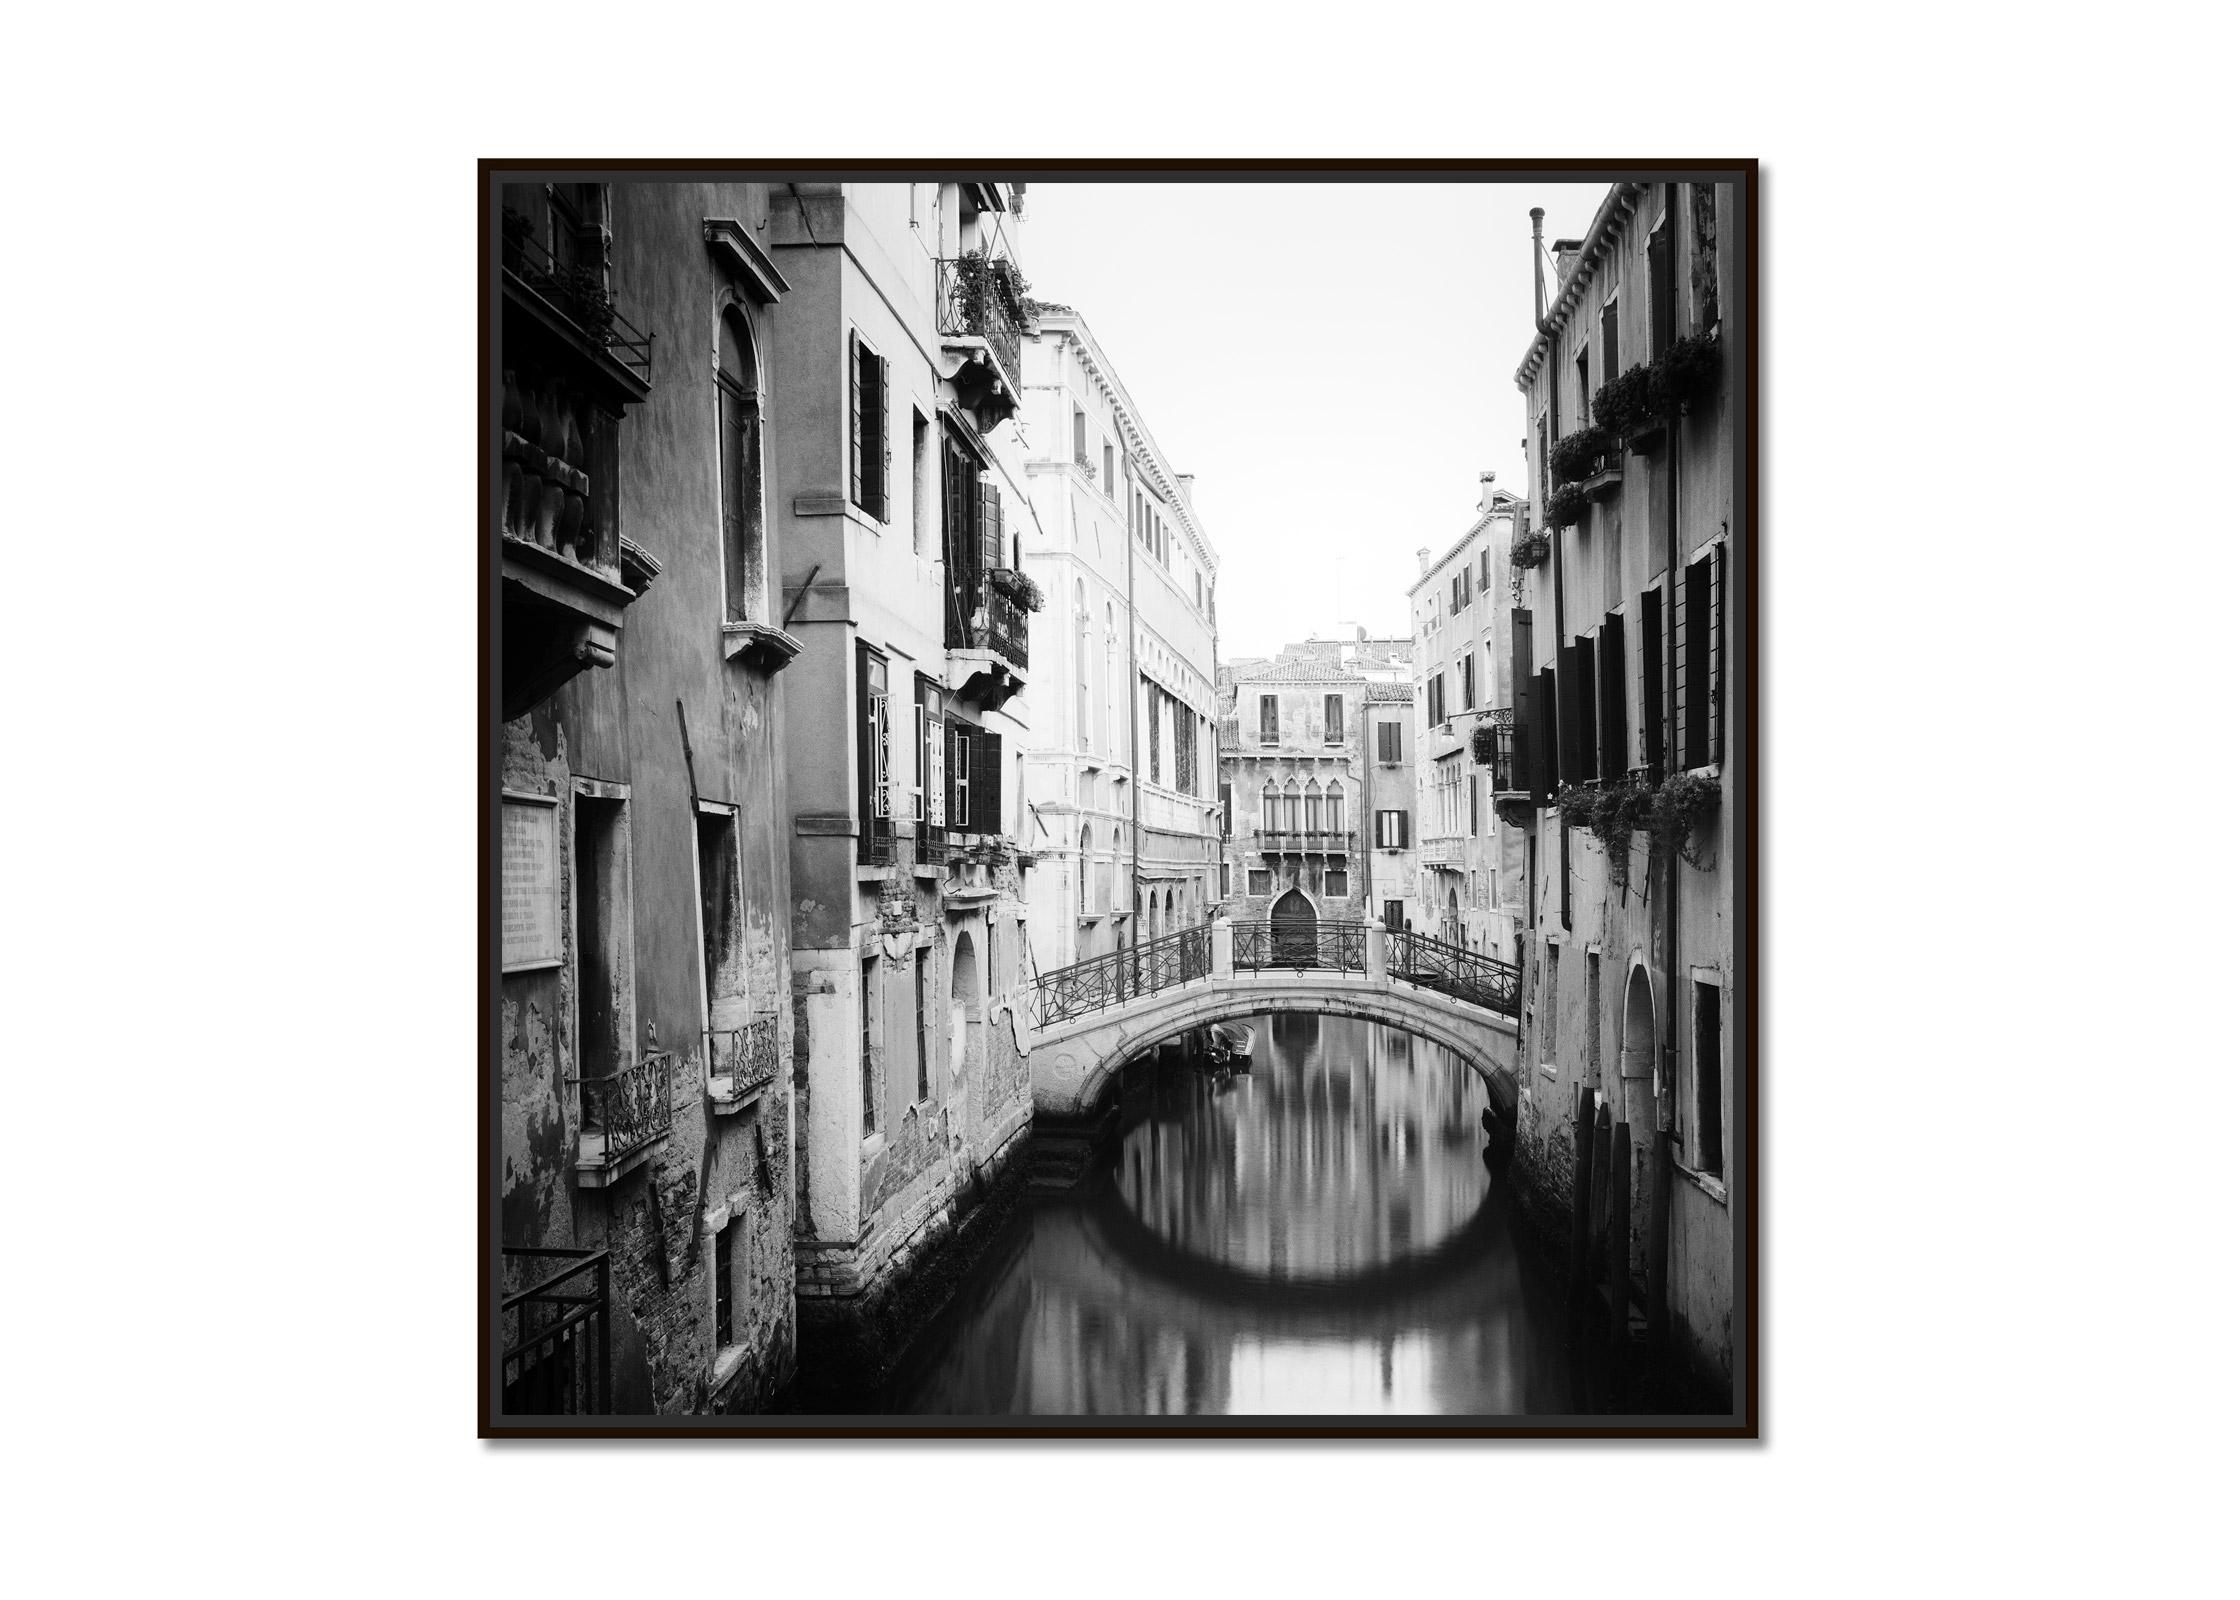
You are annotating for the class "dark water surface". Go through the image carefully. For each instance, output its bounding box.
[878,1012,1589,1416]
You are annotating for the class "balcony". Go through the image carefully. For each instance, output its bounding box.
[1471,710,1519,793]
[1258,828,1356,857]
[571,1050,676,1186]
[707,1014,780,1111]
[1421,835,1463,865]
[945,572,1028,710]
[934,255,1026,427]
[501,1246,610,1415]
[499,213,655,721]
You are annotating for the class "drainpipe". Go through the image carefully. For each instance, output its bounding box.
[1662,192,1682,1137]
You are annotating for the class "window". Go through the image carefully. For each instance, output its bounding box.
[1326,786,1342,833]
[1219,782,1232,838]
[860,956,879,1135]
[1258,694,1278,746]
[1599,613,1628,780]
[695,807,742,1021]
[1144,680,1161,784]
[717,311,763,621]
[1586,952,1602,1078]
[1303,782,1323,833]
[1601,292,1619,401]
[1377,720,1401,764]
[1220,861,1231,897]
[1639,585,1666,780]
[1102,441,1114,495]
[1479,547,1491,593]
[1324,694,1343,745]
[942,720,1003,834]
[1078,826,1091,914]
[914,948,931,1102]
[501,792,561,973]
[1575,347,1590,434]
[1383,900,1404,932]
[1459,653,1476,711]
[915,677,943,827]
[1375,809,1410,849]
[1248,868,1271,895]
[855,644,891,862]
[849,330,889,521]
[1261,781,1279,832]
[1560,635,1599,785]
[1072,406,1087,463]
[910,410,930,555]
[1468,771,1479,835]
[572,793,630,1086]
[1649,204,1677,361]
[1426,672,1446,726]
[1281,779,1302,831]
[1324,869,1348,897]
[1679,545,1726,769]
[713,1219,735,1349]
[1694,979,1723,1176]
[1544,943,1560,1055]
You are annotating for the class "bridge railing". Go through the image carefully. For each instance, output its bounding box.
[1032,924,1211,1027]
[1391,928,1521,1017]
[1233,920,1368,975]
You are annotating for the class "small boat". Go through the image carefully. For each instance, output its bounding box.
[1206,1022,1254,1067]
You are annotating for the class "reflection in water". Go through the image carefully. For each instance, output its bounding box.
[880,1013,1585,1416]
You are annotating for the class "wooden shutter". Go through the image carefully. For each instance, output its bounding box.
[1511,608,1535,794]
[1711,543,1726,764]
[1480,549,1491,591]
[1650,192,1677,360]
[971,730,1003,835]
[1599,614,1627,779]
[925,689,946,829]
[1639,586,1665,781]
[1533,666,1558,800]
[874,353,891,521]
[1683,556,1712,768]
[1399,809,1410,848]
[978,475,1002,576]
[1602,296,1618,395]
[848,331,863,508]
[1571,638,1599,782]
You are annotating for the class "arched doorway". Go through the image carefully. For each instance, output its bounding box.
[1620,962,1657,1135]
[1270,887,1317,967]
[950,931,982,1085]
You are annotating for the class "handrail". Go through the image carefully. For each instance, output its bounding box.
[1032,923,1211,1026]
[568,1050,675,1164]
[1391,929,1521,1017]
[1233,920,1368,975]
[500,1246,610,1414]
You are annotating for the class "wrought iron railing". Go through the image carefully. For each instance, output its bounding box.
[501,212,654,383]
[1472,715,1517,790]
[1234,920,1368,974]
[707,1013,780,1103]
[572,1050,675,1167]
[981,582,1029,669]
[934,256,1025,391]
[1257,828,1355,856]
[1391,929,1521,1017]
[1032,924,1211,1026]
[501,1246,611,1414]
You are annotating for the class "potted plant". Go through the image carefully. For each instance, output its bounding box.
[1509,531,1551,569]
[988,567,1045,612]
[1544,482,1590,530]
[1660,330,1723,415]
[1646,771,1721,867]
[1549,427,1618,486]
[1469,721,1504,767]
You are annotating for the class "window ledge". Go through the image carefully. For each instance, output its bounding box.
[1674,1161,1728,1205]
[711,1342,755,1396]
[722,620,803,674]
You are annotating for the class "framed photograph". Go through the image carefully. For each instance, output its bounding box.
[481,160,1756,1437]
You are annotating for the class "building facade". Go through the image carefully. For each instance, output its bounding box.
[1362,681,1418,932]
[1406,476,1529,958]
[1017,307,1222,973]
[497,179,801,1414]
[761,181,1041,1393]
[1217,650,1372,930]
[1504,181,1740,1401]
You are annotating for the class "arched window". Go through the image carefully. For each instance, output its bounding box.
[717,309,764,622]
[1303,781,1323,833]
[1325,784,1343,834]
[1261,781,1279,832]
[1282,779,1302,831]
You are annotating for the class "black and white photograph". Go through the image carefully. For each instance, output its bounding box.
[483,164,1753,1431]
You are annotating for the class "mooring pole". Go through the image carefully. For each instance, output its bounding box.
[1568,1084,1594,1309]
[1609,1120,1633,1369]
[1647,1130,1672,1361]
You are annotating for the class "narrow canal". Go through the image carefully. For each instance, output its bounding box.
[872,1011,1600,1416]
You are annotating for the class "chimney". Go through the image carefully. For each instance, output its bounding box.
[1478,471,1500,514]
[1553,237,1585,288]
[1530,207,1546,323]
[1416,547,1431,576]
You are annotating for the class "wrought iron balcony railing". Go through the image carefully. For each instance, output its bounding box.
[1233,919,1369,974]
[501,212,654,384]
[572,1050,675,1168]
[1257,828,1355,856]
[1392,929,1521,1017]
[934,256,1025,393]
[501,1246,611,1414]
[1032,924,1211,1026]
[707,1014,780,1104]
[945,571,1029,671]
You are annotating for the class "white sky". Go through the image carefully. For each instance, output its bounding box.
[1017,181,1607,660]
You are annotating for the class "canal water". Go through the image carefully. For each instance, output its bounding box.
[875,1011,1595,1416]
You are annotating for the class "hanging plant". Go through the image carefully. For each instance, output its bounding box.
[1646,771,1721,868]
[988,567,1045,612]
[1509,531,1550,569]
[1592,363,1660,437]
[1550,427,1619,485]
[1545,482,1590,529]
[1555,776,1652,888]
[1469,721,1504,767]
[1661,330,1723,414]
[954,249,1032,324]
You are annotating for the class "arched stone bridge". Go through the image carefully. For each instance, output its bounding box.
[1014,920,1522,1119]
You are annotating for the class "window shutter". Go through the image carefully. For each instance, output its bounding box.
[1711,544,1727,764]
[972,730,1003,835]
[1599,614,1627,779]
[1480,549,1491,591]
[1400,810,1410,848]
[926,702,945,828]
[1558,644,1582,784]
[848,331,863,509]
[1510,608,1535,793]
[1533,666,1558,801]
[1602,296,1619,396]
[979,475,1002,577]
[1639,586,1665,781]
[1683,556,1712,768]
[876,353,891,522]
